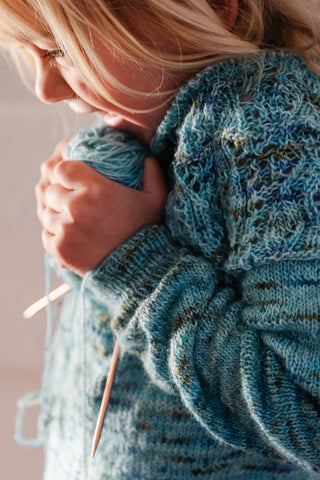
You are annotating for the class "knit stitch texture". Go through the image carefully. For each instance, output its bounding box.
[42,50,320,480]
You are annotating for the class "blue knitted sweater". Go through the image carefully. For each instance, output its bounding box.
[42,50,320,479]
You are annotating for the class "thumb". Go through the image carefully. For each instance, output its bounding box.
[142,157,168,198]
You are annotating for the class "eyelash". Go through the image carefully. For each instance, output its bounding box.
[42,49,65,59]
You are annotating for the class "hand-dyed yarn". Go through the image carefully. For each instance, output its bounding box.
[65,122,149,189]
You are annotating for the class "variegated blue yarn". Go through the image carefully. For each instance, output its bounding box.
[65,122,147,189]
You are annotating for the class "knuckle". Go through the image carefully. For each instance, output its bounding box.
[45,183,58,203]
[54,159,74,178]
[53,160,66,175]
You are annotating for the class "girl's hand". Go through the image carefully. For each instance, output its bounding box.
[35,139,168,277]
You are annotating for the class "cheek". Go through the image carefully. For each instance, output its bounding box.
[61,68,132,113]
[69,80,106,107]
[69,80,90,99]
[61,69,92,99]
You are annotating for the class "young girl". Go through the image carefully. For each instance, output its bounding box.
[1,0,320,479]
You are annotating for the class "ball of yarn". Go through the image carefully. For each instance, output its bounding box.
[65,122,149,189]
[47,121,150,282]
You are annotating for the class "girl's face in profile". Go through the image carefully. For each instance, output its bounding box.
[21,32,182,143]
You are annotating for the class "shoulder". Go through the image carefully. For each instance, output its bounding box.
[168,53,320,269]
[173,50,320,173]
[193,49,320,106]
[152,50,320,182]
[181,50,320,139]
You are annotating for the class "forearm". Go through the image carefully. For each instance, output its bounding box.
[83,222,320,473]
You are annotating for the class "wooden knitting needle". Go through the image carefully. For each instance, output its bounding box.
[23,282,120,458]
[91,340,120,459]
[23,283,71,319]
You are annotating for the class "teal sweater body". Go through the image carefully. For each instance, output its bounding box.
[42,51,320,479]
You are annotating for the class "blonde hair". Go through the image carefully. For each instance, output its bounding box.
[0,0,320,111]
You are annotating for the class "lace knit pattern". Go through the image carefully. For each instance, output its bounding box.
[43,50,320,480]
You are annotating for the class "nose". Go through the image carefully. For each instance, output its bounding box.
[34,53,74,104]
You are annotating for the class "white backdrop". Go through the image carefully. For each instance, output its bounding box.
[0,52,93,480]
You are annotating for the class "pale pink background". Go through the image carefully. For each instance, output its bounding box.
[0,52,93,480]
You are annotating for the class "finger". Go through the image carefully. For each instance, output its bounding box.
[142,157,168,198]
[35,179,52,222]
[54,160,102,190]
[40,155,62,185]
[39,139,69,185]
[41,229,67,269]
[45,183,74,213]
[41,207,61,234]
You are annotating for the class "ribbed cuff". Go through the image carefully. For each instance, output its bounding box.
[85,225,182,321]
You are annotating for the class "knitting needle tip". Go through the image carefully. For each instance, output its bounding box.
[91,341,120,459]
[23,283,71,319]
[91,442,98,459]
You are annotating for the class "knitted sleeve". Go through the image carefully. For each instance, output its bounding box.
[84,62,320,474]
[85,214,320,473]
